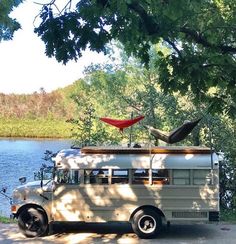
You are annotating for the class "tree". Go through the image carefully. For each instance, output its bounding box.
[81,59,236,209]
[69,50,206,146]
[34,0,236,114]
[0,0,23,41]
[66,70,129,145]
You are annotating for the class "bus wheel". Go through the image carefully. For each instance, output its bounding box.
[132,208,162,239]
[18,207,48,238]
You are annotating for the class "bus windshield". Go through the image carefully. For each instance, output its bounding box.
[34,166,54,181]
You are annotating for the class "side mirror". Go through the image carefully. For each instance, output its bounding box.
[19,177,27,184]
[1,187,7,193]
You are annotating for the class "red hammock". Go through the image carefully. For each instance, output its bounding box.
[100,116,144,131]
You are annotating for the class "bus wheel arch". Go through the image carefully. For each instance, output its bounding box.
[16,204,49,238]
[130,205,164,239]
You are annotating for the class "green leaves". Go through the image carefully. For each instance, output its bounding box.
[2,0,234,131]
[35,11,83,64]
[33,0,236,116]
[0,0,23,41]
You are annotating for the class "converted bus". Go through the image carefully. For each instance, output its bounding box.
[11,146,219,239]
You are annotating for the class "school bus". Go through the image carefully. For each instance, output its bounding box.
[11,146,219,239]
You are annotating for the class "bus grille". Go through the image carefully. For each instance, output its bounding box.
[172,211,207,218]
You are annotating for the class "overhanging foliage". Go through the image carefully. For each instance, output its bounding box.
[0,0,23,41]
[34,0,236,116]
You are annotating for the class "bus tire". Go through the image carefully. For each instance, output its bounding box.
[131,208,162,239]
[18,207,48,238]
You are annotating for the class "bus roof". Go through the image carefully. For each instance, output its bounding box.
[54,146,218,170]
[81,146,212,154]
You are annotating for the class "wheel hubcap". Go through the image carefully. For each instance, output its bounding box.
[21,211,42,233]
[138,215,156,234]
[25,216,40,231]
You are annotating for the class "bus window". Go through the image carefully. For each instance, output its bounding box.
[84,169,109,184]
[56,169,80,184]
[132,169,149,184]
[152,169,169,185]
[173,169,190,185]
[193,169,212,185]
[112,169,129,184]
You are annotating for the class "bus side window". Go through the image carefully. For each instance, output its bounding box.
[152,169,169,185]
[84,169,109,184]
[112,169,129,184]
[56,169,80,184]
[172,169,190,185]
[71,170,80,184]
[193,169,212,185]
[132,169,149,184]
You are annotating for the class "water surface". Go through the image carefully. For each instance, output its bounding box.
[0,138,71,217]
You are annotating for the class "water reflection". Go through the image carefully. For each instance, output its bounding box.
[0,138,71,217]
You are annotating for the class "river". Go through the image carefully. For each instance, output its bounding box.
[0,138,72,217]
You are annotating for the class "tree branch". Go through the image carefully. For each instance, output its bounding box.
[126,1,236,54]
[180,26,236,53]
[120,95,142,112]
[127,1,159,35]
[201,63,236,69]
[164,38,183,59]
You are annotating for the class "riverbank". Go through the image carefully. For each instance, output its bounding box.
[0,216,16,224]
[0,118,72,138]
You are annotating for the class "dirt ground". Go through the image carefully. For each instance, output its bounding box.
[0,222,236,244]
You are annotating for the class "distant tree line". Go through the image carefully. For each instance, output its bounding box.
[0,88,74,119]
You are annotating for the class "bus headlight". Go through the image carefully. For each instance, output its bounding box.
[11,205,17,213]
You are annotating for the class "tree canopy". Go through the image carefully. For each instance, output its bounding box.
[0,0,23,41]
[34,0,236,114]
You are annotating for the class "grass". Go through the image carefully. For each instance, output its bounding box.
[0,216,16,224]
[220,209,236,223]
[0,117,73,138]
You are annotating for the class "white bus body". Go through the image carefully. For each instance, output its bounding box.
[11,146,219,238]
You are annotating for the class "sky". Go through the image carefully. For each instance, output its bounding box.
[0,0,107,94]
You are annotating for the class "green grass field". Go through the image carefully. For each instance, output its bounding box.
[0,118,72,138]
[0,216,16,224]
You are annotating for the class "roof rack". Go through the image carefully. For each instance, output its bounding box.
[81,146,212,155]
